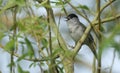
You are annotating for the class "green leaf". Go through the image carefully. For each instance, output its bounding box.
[0,0,2,5]
[4,39,15,51]
[15,0,25,7]
[18,64,29,73]
[112,42,120,58]
[17,54,27,62]
[7,61,15,67]
[17,21,26,32]
[54,0,70,6]
[100,36,114,50]
[57,66,64,73]
[52,47,63,58]
[77,5,89,10]
[100,26,105,32]
[43,70,49,73]
[41,38,48,48]
[29,62,37,68]
[0,33,5,40]
[25,37,34,59]
[0,0,17,14]
[10,24,16,31]
[99,24,120,52]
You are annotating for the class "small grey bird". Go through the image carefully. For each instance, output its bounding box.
[66,13,97,59]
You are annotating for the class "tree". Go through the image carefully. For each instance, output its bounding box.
[0,0,120,73]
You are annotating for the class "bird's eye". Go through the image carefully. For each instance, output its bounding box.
[67,17,71,20]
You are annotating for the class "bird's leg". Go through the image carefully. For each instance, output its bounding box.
[68,45,75,49]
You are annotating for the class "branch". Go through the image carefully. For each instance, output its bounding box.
[45,1,59,73]
[43,2,67,52]
[53,0,68,15]
[100,0,116,13]
[110,49,116,73]
[96,0,102,73]
[10,6,18,73]
[73,13,120,57]
[64,0,90,23]
[96,0,101,30]
[94,13,120,25]
[65,0,101,41]
[0,5,17,11]
[0,44,52,62]
[94,0,116,20]
[35,0,48,6]
[73,24,91,56]
[65,0,118,58]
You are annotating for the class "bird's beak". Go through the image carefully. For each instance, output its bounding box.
[64,17,68,21]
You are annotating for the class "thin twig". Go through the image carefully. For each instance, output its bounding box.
[10,6,18,73]
[96,0,102,73]
[60,0,68,15]
[93,13,120,25]
[45,0,59,73]
[110,49,116,73]
[100,0,116,13]
[25,0,35,17]
[82,10,88,19]
[0,43,51,61]
[0,12,120,62]
[92,57,96,73]
[73,13,120,59]
[97,0,101,30]
[64,0,90,23]
[94,0,116,20]
[65,0,100,40]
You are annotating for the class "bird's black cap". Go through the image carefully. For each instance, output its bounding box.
[66,14,78,20]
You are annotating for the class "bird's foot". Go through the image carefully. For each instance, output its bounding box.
[68,45,75,49]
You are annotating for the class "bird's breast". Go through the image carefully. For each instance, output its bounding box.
[68,24,84,42]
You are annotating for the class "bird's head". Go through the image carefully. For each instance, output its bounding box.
[66,14,78,21]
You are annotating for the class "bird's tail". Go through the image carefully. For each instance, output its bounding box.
[88,41,98,59]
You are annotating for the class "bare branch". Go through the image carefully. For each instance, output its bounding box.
[94,13,120,25]
[94,0,116,20]
[96,0,102,73]
[73,13,120,57]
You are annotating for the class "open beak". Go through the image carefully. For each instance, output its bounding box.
[65,17,68,21]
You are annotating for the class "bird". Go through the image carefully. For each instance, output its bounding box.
[65,13,97,59]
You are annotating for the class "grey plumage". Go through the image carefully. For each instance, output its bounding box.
[66,14,97,59]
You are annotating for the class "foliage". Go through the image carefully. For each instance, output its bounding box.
[0,0,120,73]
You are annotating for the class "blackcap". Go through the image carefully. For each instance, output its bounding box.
[66,13,97,59]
